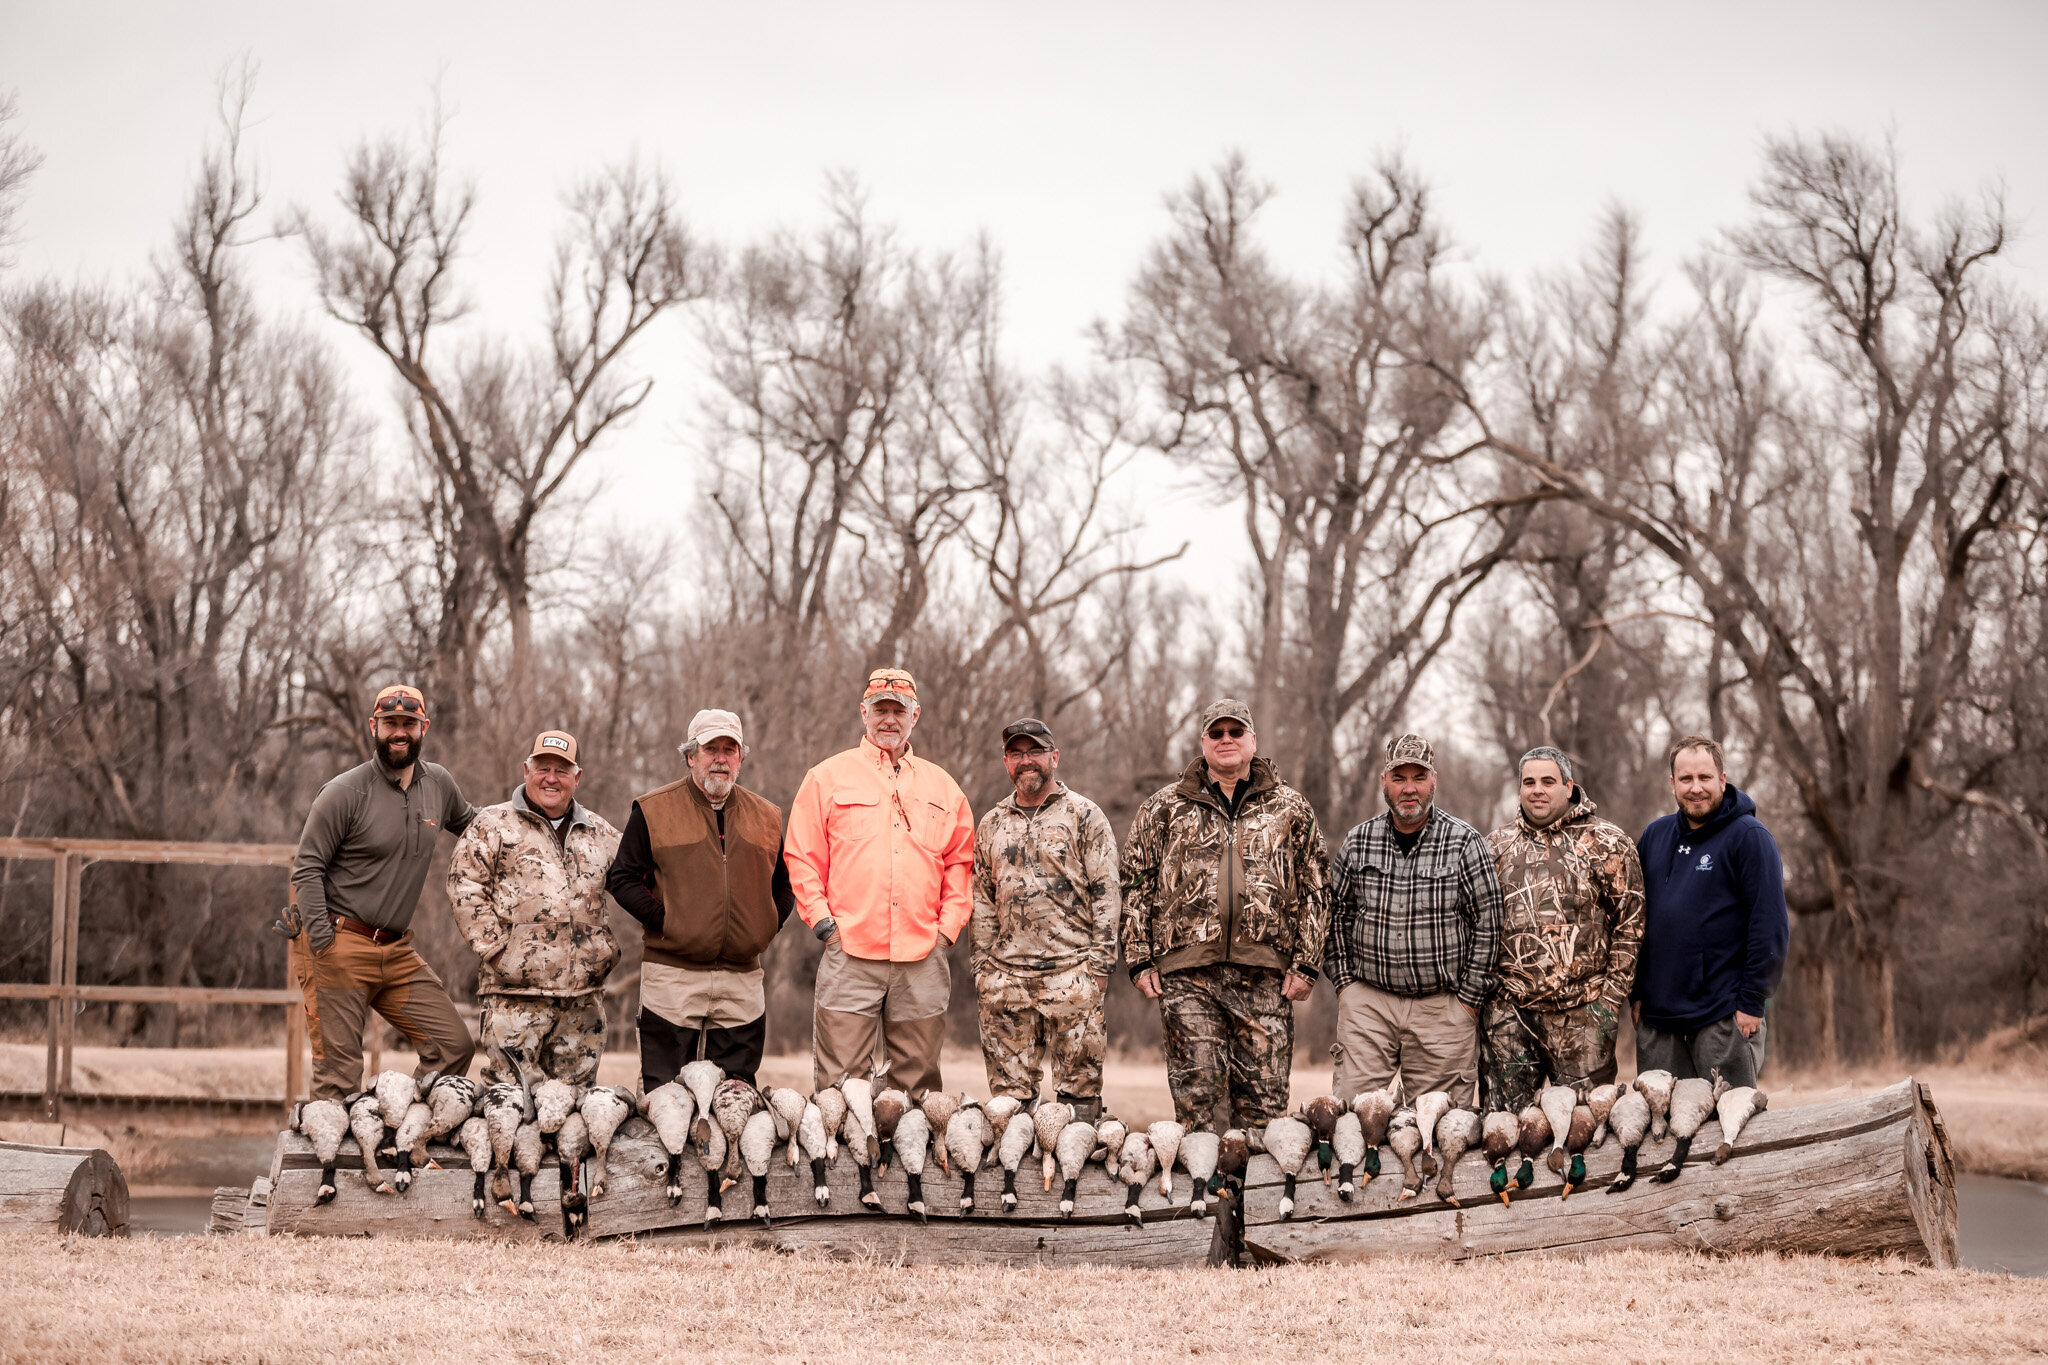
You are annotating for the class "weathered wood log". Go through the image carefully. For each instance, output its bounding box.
[262,1132,562,1241]
[210,1186,250,1235]
[1238,1077,1956,1265]
[251,1079,1957,1268]
[0,1138,129,1236]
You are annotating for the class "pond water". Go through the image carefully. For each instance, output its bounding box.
[124,1176,2048,1274]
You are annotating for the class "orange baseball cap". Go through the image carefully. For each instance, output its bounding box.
[528,730,578,764]
[862,667,917,706]
[370,684,427,719]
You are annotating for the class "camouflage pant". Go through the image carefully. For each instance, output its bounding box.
[1480,996,1620,1112]
[974,962,1106,1102]
[478,993,606,1087]
[1158,963,1293,1131]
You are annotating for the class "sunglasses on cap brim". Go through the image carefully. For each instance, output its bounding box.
[373,695,425,716]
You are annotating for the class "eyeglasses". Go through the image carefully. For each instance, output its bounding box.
[1206,725,1247,740]
[372,693,424,716]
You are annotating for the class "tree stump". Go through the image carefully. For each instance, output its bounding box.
[0,1139,129,1236]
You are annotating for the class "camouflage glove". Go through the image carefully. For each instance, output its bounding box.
[304,910,337,954]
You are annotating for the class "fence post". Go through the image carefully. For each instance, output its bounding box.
[42,850,70,1122]
[57,854,83,1101]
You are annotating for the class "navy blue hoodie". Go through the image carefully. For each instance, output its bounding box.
[1634,785,1789,1033]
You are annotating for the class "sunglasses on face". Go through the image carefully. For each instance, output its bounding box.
[1206,726,1246,740]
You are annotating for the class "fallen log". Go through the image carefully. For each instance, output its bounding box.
[251,1078,1956,1267]
[0,1138,129,1236]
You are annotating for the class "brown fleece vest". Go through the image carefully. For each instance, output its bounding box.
[636,778,784,972]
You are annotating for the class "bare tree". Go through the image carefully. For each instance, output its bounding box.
[1441,135,2041,1064]
[300,115,712,733]
[1113,154,1535,819]
[0,90,41,269]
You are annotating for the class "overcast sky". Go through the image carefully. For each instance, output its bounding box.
[6,1,2046,556]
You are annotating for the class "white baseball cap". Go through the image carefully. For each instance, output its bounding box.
[686,709,744,747]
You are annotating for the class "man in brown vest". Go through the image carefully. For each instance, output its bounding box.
[608,709,793,1089]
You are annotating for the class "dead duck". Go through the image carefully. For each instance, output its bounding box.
[984,1095,1025,1142]
[391,1100,433,1193]
[1559,1104,1595,1198]
[1513,1104,1552,1192]
[555,1110,591,1231]
[764,1086,808,1169]
[811,1084,847,1162]
[373,1070,419,1131]
[351,1091,395,1194]
[693,1108,728,1225]
[1712,1074,1768,1165]
[1215,1129,1251,1207]
[1054,1118,1098,1217]
[511,1118,544,1219]
[1433,1107,1482,1205]
[291,1097,352,1205]
[798,1099,833,1207]
[641,1081,696,1207]
[997,1105,1037,1211]
[1481,1111,1520,1205]
[1116,1131,1156,1225]
[1586,1083,1621,1147]
[1182,1130,1221,1215]
[1033,1101,1075,1192]
[1262,1114,1314,1220]
[1634,1069,1676,1141]
[479,1071,532,1209]
[872,1088,910,1173]
[839,1092,881,1210]
[1387,1110,1426,1200]
[741,1108,779,1226]
[1303,1095,1346,1186]
[1412,1091,1451,1178]
[1538,1083,1578,1174]
[1654,1077,1717,1182]
[424,1073,477,1143]
[1147,1120,1186,1200]
[1352,1077,1399,1178]
[1605,1087,1653,1192]
[457,1113,493,1219]
[918,1089,959,1172]
[533,1079,580,1136]
[1331,1112,1367,1201]
[896,1106,934,1222]
[945,1097,993,1213]
[581,1085,636,1200]
[1093,1116,1129,1170]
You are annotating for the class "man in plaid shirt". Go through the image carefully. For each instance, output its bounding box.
[1324,734,1503,1107]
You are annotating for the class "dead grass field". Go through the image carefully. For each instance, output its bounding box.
[7,1041,2045,1178]
[2,1234,2042,1365]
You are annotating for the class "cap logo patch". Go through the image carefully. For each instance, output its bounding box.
[541,736,569,751]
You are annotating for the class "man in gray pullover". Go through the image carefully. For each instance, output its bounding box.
[289,684,478,1098]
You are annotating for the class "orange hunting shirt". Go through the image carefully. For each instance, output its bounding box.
[784,739,976,963]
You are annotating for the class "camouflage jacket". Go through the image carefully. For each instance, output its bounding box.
[447,787,623,999]
[971,785,1121,978]
[1121,756,1331,980]
[1484,786,1644,1012]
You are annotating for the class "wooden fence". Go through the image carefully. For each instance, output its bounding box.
[0,838,303,1124]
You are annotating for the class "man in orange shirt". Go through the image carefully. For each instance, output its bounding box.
[784,668,975,1095]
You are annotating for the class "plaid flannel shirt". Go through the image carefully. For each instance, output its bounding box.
[1324,808,1504,1009]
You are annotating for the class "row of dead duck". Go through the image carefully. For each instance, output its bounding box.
[288,1057,1767,1238]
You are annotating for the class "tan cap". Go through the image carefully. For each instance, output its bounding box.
[1200,698,1254,732]
[686,709,745,748]
[1383,733,1435,773]
[527,730,578,764]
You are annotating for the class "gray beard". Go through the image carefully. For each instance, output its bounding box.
[697,774,735,804]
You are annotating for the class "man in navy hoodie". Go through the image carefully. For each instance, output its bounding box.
[1633,736,1789,1087]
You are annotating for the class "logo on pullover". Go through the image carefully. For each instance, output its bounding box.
[1697,853,1713,870]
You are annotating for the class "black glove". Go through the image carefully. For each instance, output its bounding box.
[304,911,336,954]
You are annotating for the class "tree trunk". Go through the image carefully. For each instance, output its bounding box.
[0,1140,129,1236]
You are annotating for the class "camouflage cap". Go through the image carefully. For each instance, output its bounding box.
[1383,733,1435,773]
[1200,698,1254,733]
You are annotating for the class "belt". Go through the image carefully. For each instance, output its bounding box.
[334,914,406,946]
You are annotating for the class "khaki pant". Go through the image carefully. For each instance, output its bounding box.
[289,929,475,1099]
[812,937,950,1096]
[1331,981,1478,1108]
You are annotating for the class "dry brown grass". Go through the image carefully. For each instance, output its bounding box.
[2,1233,2042,1365]
[9,1042,2046,1178]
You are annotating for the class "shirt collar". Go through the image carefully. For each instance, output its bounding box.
[512,784,589,830]
[999,782,1067,815]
